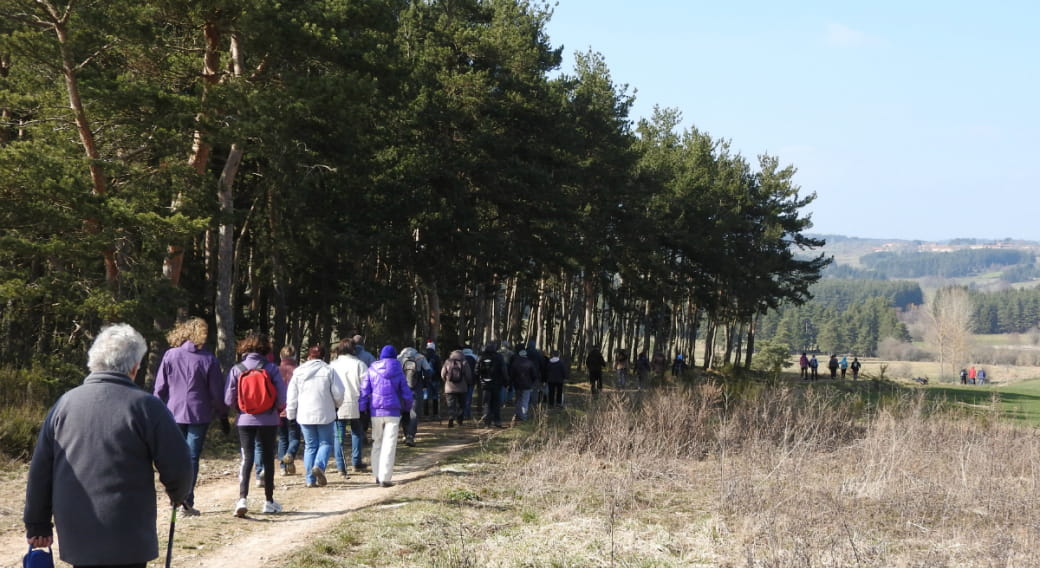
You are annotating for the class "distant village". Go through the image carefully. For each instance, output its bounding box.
[871,239,1040,254]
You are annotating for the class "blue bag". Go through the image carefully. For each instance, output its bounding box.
[23,546,53,568]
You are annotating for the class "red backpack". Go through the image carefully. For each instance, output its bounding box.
[235,362,277,415]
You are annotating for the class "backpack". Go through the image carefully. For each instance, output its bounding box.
[236,362,277,415]
[447,359,465,384]
[476,355,495,383]
[403,358,421,389]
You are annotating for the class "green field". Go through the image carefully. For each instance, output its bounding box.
[925,378,1040,425]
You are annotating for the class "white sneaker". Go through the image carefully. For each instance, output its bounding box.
[262,500,282,514]
[234,498,248,518]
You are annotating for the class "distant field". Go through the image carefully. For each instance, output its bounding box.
[922,378,1040,425]
[784,352,1040,424]
[785,355,1040,384]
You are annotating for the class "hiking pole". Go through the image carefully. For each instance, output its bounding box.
[165,504,177,568]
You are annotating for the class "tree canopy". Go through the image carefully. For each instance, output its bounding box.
[0,0,826,378]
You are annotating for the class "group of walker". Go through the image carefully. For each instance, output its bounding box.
[798,352,862,381]
[959,366,988,384]
[21,320,480,567]
[24,316,585,566]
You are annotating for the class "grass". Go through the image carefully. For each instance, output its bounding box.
[923,378,1040,424]
[270,372,1040,567]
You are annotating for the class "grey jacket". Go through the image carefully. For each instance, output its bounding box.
[24,372,192,566]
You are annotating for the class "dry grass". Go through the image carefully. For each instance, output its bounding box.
[273,381,1040,567]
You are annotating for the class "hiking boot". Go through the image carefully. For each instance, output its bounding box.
[234,498,248,518]
[282,454,296,475]
[405,437,415,447]
[262,500,283,514]
[180,504,201,517]
[447,419,454,427]
[380,481,395,488]
[312,466,327,487]
[353,463,367,472]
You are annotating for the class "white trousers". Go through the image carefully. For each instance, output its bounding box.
[370,415,401,483]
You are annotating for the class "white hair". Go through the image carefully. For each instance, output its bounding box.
[87,323,147,375]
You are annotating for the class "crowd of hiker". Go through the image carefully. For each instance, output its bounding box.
[584,345,690,394]
[23,319,702,566]
[798,352,862,381]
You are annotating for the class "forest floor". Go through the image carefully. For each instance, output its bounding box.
[0,418,490,567]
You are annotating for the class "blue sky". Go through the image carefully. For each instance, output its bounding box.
[544,1,1039,242]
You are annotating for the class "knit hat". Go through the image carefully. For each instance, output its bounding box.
[518,349,528,357]
[426,340,436,351]
[380,345,398,359]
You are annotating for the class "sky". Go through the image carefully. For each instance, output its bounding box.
[544,1,1040,242]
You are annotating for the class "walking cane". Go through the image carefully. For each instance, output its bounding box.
[165,504,177,568]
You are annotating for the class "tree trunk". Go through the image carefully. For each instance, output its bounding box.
[41,2,117,285]
[702,316,716,370]
[723,322,735,366]
[641,300,652,357]
[743,315,757,369]
[0,53,10,145]
[164,20,223,291]
[581,278,596,365]
[426,279,441,344]
[215,30,246,369]
[215,143,241,368]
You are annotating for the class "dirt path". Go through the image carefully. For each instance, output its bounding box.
[0,422,486,567]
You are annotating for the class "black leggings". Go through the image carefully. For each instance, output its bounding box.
[237,425,277,500]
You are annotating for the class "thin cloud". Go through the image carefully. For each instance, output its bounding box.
[825,22,886,48]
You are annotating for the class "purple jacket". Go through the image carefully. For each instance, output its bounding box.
[223,353,287,427]
[153,341,227,424]
[359,358,413,417]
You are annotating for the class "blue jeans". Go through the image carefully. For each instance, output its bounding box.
[463,383,475,419]
[178,423,209,507]
[300,423,335,485]
[334,418,366,470]
[254,439,263,476]
[514,389,532,421]
[278,417,301,468]
[403,387,422,440]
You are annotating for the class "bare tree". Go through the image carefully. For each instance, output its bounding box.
[925,287,973,380]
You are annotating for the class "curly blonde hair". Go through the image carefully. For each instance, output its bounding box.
[166,317,208,348]
[236,332,271,357]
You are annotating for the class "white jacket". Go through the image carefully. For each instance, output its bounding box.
[286,358,344,425]
[331,354,368,420]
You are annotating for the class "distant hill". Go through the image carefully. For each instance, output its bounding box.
[803,235,1040,289]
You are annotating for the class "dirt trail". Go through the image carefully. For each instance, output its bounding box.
[0,423,486,568]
